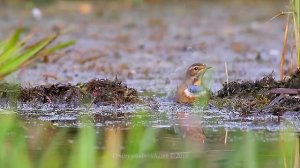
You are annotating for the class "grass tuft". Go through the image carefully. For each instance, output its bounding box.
[0,28,75,80]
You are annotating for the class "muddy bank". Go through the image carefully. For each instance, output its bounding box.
[0,79,139,106]
[213,70,300,115]
[2,70,300,116]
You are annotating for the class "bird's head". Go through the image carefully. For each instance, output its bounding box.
[185,63,211,85]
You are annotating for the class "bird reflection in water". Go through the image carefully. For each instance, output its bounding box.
[174,112,206,143]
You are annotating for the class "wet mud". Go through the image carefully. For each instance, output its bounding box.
[214,70,300,115]
[3,69,300,118]
[0,78,139,106]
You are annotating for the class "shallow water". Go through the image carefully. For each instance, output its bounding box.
[12,96,300,132]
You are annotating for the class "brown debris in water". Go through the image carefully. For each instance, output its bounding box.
[21,83,87,105]
[83,79,139,104]
[0,79,139,106]
[217,73,283,98]
[214,70,300,115]
[285,69,300,88]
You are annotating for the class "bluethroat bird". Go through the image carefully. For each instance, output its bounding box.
[176,63,211,103]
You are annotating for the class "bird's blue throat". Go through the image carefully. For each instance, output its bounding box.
[187,85,204,94]
[183,85,205,98]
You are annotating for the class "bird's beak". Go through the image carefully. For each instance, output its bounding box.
[205,66,212,70]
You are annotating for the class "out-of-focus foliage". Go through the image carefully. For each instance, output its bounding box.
[0,28,75,80]
[0,110,299,168]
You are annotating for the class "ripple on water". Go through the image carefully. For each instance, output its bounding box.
[0,97,295,134]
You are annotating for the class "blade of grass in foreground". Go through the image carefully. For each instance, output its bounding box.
[100,128,122,168]
[68,116,96,168]
[219,131,252,168]
[2,28,23,52]
[123,111,158,168]
[0,44,22,65]
[38,129,68,168]
[292,0,300,68]
[278,126,298,168]
[37,40,76,58]
[295,0,300,27]
[0,112,31,168]
[0,29,23,64]
[0,29,75,80]
[0,33,35,65]
[0,35,56,75]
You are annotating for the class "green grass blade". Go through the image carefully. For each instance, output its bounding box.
[0,41,6,55]
[123,111,158,168]
[40,40,76,56]
[68,116,96,168]
[0,35,31,65]
[38,130,68,168]
[3,28,23,51]
[0,45,22,65]
[0,29,24,64]
[244,132,257,168]
[0,112,31,168]
[295,0,300,27]
[0,35,56,75]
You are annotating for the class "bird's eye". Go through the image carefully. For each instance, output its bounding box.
[193,67,199,71]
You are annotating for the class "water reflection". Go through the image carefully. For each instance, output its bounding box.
[174,112,206,143]
[1,111,298,167]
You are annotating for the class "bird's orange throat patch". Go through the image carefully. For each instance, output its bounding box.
[193,79,201,86]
